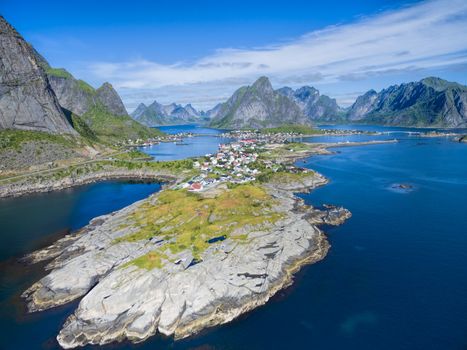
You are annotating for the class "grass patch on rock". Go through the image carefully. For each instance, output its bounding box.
[0,129,75,151]
[116,184,283,269]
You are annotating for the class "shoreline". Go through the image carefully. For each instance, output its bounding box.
[0,169,179,199]
[10,138,394,348]
[316,122,467,130]
[0,139,396,199]
[172,229,331,340]
[22,171,349,349]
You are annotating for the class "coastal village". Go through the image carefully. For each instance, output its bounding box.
[176,132,310,192]
[123,132,195,147]
[179,139,261,191]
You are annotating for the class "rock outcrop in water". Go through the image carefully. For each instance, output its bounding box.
[347,77,467,127]
[277,86,344,122]
[0,16,76,134]
[209,76,310,129]
[22,169,350,348]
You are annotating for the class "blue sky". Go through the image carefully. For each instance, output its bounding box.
[2,0,467,111]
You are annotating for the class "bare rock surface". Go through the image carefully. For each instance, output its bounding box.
[22,172,350,349]
[209,76,310,129]
[0,16,76,134]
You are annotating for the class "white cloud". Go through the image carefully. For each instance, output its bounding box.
[89,0,467,110]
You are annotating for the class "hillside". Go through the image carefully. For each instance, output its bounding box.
[0,16,162,173]
[347,77,467,127]
[209,77,310,129]
[277,86,344,122]
[0,16,76,135]
[44,65,162,143]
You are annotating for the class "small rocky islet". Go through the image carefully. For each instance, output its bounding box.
[20,140,351,349]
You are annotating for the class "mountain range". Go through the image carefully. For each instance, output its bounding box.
[131,101,208,126]
[206,76,467,129]
[208,77,310,129]
[0,15,160,143]
[347,77,467,127]
[2,13,466,140]
[276,86,344,122]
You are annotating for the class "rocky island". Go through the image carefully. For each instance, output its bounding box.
[17,136,356,349]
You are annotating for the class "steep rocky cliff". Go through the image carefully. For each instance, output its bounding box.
[209,77,310,129]
[277,86,343,122]
[46,69,127,118]
[0,16,76,134]
[43,65,160,141]
[347,78,467,127]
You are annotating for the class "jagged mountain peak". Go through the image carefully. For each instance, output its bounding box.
[0,15,76,134]
[95,82,127,116]
[276,84,343,122]
[130,99,205,126]
[251,76,274,94]
[0,15,18,36]
[209,76,309,129]
[347,77,467,127]
[421,76,466,91]
[295,86,319,96]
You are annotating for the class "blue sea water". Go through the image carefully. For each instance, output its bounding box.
[1,125,467,349]
[142,124,231,160]
[0,181,161,349]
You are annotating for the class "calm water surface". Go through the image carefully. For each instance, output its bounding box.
[0,181,161,349]
[142,125,230,160]
[1,125,466,349]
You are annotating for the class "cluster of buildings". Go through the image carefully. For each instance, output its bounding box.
[124,132,195,147]
[178,139,263,192]
[220,130,303,144]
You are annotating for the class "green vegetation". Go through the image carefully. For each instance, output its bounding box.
[45,65,164,144]
[0,155,196,185]
[259,142,316,161]
[283,142,315,151]
[45,67,73,79]
[80,104,163,143]
[208,87,247,128]
[116,184,283,269]
[77,79,95,94]
[261,124,319,135]
[267,170,314,184]
[0,129,75,151]
[70,114,98,142]
[122,251,168,270]
[112,149,150,161]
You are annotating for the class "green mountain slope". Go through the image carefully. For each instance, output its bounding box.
[347,77,467,127]
[44,65,162,143]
